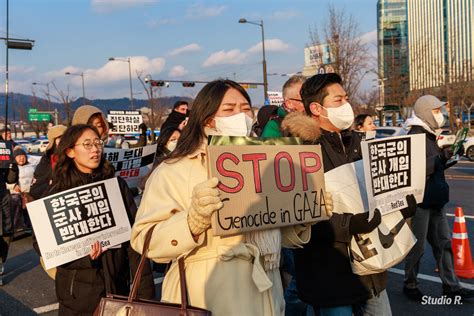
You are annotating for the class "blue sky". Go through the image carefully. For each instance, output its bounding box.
[1,0,378,106]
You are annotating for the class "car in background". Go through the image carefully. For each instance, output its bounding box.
[375,126,408,138]
[13,139,33,153]
[30,139,49,153]
[462,136,474,161]
[436,129,456,148]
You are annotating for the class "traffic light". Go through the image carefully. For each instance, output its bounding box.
[182,81,195,88]
[150,80,165,87]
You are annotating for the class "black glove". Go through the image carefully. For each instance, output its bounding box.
[439,146,454,162]
[349,209,382,235]
[400,194,417,219]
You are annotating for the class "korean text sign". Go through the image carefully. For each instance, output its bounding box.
[0,141,13,168]
[208,143,329,236]
[361,134,426,216]
[107,110,143,134]
[27,178,131,269]
[103,144,157,188]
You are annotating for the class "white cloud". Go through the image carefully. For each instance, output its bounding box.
[0,65,35,74]
[92,0,158,13]
[168,43,202,56]
[169,65,189,78]
[270,10,299,20]
[146,18,175,28]
[359,29,377,45]
[247,39,291,54]
[49,56,166,88]
[202,49,248,67]
[186,4,226,19]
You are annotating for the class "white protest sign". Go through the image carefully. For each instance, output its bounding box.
[325,160,417,275]
[208,143,329,236]
[361,134,425,217]
[267,91,284,106]
[103,144,157,188]
[107,110,143,134]
[27,178,131,270]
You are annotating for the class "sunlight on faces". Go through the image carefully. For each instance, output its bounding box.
[89,115,106,138]
[208,88,253,128]
[362,116,376,132]
[66,129,103,174]
[15,154,26,166]
[284,82,305,112]
[309,83,349,132]
[175,104,188,114]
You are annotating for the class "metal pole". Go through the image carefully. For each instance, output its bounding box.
[4,0,9,134]
[260,20,268,103]
[128,58,134,110]
[81,73,85,105]
[46,82,51,110]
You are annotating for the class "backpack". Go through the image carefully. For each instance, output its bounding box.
[252,105,282,137]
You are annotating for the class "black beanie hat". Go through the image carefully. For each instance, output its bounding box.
[13,148,27,158]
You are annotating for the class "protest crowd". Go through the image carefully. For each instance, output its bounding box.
[0,72,473,316]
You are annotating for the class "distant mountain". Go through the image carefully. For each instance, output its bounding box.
[0,93,193,122]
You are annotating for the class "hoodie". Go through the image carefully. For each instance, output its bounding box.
[71,105,109,140]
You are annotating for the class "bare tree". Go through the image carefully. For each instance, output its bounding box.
[51,82,76,126]
[309,5,371,99]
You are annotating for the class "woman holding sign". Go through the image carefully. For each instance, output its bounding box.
[47,124,155,315]
[131,80,332,315]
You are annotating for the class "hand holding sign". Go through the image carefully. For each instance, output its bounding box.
[400,194,417,219]
[349,209,382,235]
[188,177,224,236]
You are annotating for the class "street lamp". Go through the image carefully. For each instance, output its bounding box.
[32,82,51,110]
[65,72,86,105]
[239,18,268,104]
[2,0,35,134]
[109,57,134,110]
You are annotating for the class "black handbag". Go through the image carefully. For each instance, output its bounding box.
[94,225,211,315]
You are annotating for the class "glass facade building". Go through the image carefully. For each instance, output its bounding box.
[407,0,473,91]
[377,0,409,105]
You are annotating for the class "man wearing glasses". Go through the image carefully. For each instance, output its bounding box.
[261,75,306,137]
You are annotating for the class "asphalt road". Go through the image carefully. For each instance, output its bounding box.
[0,159,473,316]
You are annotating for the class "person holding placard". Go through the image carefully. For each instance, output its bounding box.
[47,124,154,315]
[282,73,416,316]
[131,79,331,316]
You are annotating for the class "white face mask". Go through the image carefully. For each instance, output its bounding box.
[321,102,354,130]
[214,112,253,136]
[166,140,177,152]
[433,112,444,128]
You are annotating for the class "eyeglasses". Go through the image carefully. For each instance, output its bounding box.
[74,139,104,150]
[288,98,303,102]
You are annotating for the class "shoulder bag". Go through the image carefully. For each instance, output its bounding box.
[94,225,211,315]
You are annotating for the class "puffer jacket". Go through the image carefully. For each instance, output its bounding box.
[50,175,155,315]
[281,112,386,307]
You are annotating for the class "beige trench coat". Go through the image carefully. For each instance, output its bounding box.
[131,144,311,316]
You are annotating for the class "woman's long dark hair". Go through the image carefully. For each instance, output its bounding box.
[354,114,371,130]
[155,127,181,160]
[165,79,251,161]
[52,124,114,193]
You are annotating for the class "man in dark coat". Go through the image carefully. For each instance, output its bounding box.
[403,95,474,301]
[288,73,415,316]
[160,101,188,132]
